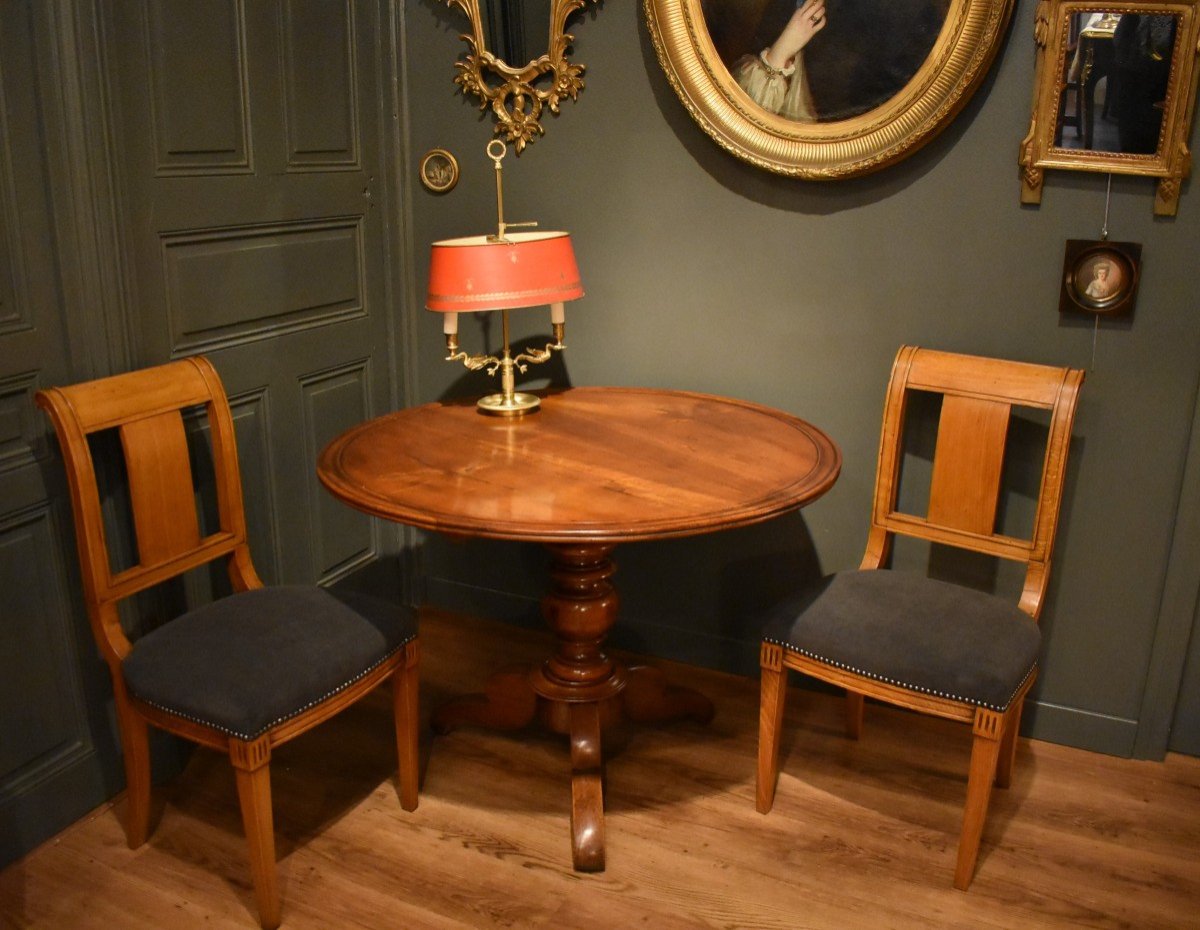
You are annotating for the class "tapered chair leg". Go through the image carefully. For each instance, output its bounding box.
[114,683,153,848]
[844,690,865,740]
[756,643,787,814]
[955,709,1004,891]
[394,640,420,812]
[230,738,280,930]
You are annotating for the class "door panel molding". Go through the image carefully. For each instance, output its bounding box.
[229,388,284,584]
[282,0,360,171]
[145,0,253,175]
[1136,371,1200,757]
[300,359,377,582]
[0,507,94,808]
[0,370,44,475]
[162,216,367,355]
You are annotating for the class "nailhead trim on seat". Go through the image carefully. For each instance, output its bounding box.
[762,635,1037,713]
[128,635,414,742]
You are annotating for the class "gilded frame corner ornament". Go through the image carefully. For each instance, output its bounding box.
[643,0,1016,180]
[1019,1,1200,216]
[443,0,597,153]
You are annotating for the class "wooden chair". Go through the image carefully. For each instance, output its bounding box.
[756,345,1084,890]
[36,357,420,928]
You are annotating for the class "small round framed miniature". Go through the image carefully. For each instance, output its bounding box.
[419,149,460,194]
[1059,239,1142,318]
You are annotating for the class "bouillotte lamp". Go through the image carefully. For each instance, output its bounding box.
[426,140,584,416]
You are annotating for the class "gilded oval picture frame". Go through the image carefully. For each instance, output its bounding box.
[644,0,1015,178]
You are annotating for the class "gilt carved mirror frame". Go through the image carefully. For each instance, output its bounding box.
[1019,1,1200,215]
[443,0,598,152]
[644,0,1016,179]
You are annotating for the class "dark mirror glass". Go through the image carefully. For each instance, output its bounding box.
[482,0,552,68]
[1054,11,1179,156]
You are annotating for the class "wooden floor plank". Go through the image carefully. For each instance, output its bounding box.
[1,608,1197,929]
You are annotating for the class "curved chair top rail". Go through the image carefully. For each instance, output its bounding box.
[35,357,254,659]
[867,345,1085,617]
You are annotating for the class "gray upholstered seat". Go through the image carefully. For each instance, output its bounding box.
[762,570,1040,713]
[123,586,417,741]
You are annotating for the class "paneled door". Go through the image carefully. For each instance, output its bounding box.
[104,0,401,587]
[0,0,117,865]
[0,0,406,868]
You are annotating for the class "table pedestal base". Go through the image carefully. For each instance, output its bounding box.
[430,543,714,871]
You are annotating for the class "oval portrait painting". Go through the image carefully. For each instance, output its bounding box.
[645,0,1015,178]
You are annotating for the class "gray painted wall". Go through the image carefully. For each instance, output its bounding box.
[400,0,1200,758]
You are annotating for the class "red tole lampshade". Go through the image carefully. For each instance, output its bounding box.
[426,231,584,313]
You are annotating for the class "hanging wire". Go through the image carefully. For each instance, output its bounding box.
[1101,173,1112,241]
[1092,173,1114,369]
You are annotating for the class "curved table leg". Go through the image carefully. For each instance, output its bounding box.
[431,665,537,735]
[569,703,605,871]
[622,664,715,726]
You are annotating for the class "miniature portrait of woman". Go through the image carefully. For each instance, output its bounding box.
[701,0,953,122]
[1076,254,1125,303]
[1085,260,1119,299]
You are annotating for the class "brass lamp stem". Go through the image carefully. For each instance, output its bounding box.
[477,309,542,416]
[444,306,566,417]
[492,143,506,240]
[487,139,537,241]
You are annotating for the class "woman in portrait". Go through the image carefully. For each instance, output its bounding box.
[729,0,827,121]
[706,0,952,123]
[1084,260,1121,300]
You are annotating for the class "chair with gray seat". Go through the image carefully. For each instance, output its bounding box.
[36,356,420,928]
[755,345,1084,889]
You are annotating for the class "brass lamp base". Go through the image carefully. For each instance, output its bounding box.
[477,391,541,416]
[444,311,564,417]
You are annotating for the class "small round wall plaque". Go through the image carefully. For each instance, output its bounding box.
[419,149,459,194]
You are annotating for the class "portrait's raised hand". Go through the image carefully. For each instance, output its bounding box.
[763,0,827,71]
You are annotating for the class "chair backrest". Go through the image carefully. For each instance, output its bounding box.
[36,356,259,663]
[864,345,1084,619]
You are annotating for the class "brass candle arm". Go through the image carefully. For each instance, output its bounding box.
[443,309,567,416]
[443,336,500,374]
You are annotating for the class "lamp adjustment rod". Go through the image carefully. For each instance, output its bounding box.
[487,139,537,241]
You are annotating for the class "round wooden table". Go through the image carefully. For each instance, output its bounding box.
[318,386,841,870]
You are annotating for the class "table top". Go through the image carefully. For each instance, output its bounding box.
[317,386,841,544]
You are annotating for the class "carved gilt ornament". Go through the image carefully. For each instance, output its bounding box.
[442,0,597,152]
